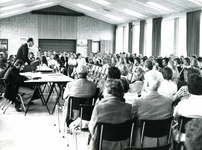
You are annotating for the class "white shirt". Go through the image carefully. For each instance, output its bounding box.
[158,80,177,99]
[173,95,202,119]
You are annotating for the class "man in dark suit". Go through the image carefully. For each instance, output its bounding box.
[4,59,34,112]
[15,38,34,65]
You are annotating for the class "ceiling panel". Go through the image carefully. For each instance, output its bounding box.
[0,0,202,24]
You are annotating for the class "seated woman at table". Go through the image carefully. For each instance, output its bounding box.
[89,79,132,150]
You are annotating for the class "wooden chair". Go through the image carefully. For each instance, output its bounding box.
[140,117,173,147]
[96,120,135,150]
[124,143,171,150]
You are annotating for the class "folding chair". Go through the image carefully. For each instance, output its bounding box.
[64,96,94,148]
[124,143,171,150]
[140,117,173,147]
[97,120,135,150]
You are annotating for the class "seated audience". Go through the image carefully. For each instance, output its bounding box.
[185,118,202,150]
[89,79,132,150]
[132,70,173,147]
[158,67,177,99]
[3,59,34,112]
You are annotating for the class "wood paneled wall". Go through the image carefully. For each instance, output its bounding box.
[38,15,77,39]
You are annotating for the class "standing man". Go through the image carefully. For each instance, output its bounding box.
[15,38,34,65]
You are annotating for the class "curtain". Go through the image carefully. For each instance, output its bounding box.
[139,20,146,55]
[128,22,133,54]
[186,10,201,57]
[113,25,117,54]
[152,17,162,57]
[87,40,92,56]
[100,40,113,53]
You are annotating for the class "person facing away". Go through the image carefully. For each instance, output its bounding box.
[63,64,97,121]
[3,59,34,112]
[15,38,34,65]
[88,79,132,150]
[132,70,173,147]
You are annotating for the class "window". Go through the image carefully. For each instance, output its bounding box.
[178,17,187,57]
[123,25,129,53]
[132,24,140,54]
[161,19,174,57]
[116,27,123,54]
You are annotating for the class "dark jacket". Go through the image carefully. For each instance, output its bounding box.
[15,43,31,64]
[3,66,28,100]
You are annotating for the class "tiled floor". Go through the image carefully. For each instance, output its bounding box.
[0,91,89,150]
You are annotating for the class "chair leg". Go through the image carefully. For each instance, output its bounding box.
[0,98,8,110]
[17,94,26,111]
[3,101,12,114]
[54,104,58,127]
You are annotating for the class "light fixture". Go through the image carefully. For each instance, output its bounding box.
[123,9,145,18]
[147,2,169,11]
[91,0,111,6]
[76,4,95,11]
[0,10,20,16]
[105,14,123,21]
[188,0,202,5]
[0,4,24,11]
[0,0,14,4]
[33,2,53,8]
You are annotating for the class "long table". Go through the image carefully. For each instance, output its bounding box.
[21,72,73,115]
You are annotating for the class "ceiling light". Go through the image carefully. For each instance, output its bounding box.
[0,10,20,16]
[123,9,145,17]
[34,2,53,8]
[105,14,123,21]
[188,0,202,5]
[91,0,111,6]
[147,2,169,11]
[76,4,95,11]
[0,0,14,4]
[0,4,24,11]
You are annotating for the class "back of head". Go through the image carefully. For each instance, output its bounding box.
[185,118,202,150]
[144,70,163,91]
[27,38,34,43]
[161,67,173,80]
[187,74,202,95]
[76,65,88,78]
[107,66,121,79]
[104,79,124,98]
[120,77,129,93]
[144,60,153,70]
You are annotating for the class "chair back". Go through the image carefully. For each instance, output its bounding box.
[69,96,94,119]
[79,104,94,121]
[178,116,193,134]
[140,117,173,147]
[97,120,134,150]
[124,143,171,150]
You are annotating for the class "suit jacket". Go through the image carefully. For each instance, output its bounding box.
[63,78,97,99]
[15,43,31,64]
[89,96,132,150]
[132,91,173,147]
[3,66,28,100]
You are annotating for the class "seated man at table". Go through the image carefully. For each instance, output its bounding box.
[4,59,34,112]
[63,64,97,120]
